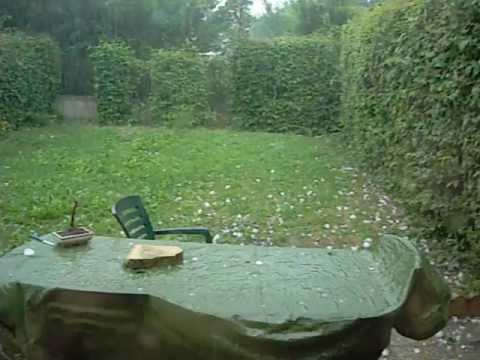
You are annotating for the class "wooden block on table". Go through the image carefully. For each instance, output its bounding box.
[125,245,183,270]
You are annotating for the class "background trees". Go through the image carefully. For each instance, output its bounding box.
[0,0,372,93]
[0,0,224,93]
[251,0,369,39]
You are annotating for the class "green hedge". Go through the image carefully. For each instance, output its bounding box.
[90,40,143,125]
[0,31,60,128]
[232,36,340,134]
[0,119,10,138]
[341,0,480,285]
[149,50,213,127]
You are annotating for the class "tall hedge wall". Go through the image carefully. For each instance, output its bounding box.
[0,31,60,128]
[341,0,480,281]
[149,50,212,127]
[232,36,340,135]
[90,41,142,125]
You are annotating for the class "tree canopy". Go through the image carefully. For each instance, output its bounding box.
[0,0,227,93]
[251,0,371,40]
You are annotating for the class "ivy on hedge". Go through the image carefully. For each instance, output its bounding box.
[90,40,143,125]
[149,50,213,127]
[341,0,480,286]
[0,31,60,128]
[232,36,340,135]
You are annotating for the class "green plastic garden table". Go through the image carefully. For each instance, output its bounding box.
[0,235,450,360]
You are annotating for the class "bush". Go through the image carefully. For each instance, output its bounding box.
[0,119,10,138]
[207,55,232,117]
[341,0,480,280]
[232,36,340,135]
[0,31,60,128]
[149,50,213,127]
[90,40,143,125]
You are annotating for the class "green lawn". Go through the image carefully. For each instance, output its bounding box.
[0,126,409,250]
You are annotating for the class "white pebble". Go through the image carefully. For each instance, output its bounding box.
[24,248,35,256]
[255,260,263,265]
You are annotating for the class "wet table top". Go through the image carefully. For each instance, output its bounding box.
[0,235,419,324]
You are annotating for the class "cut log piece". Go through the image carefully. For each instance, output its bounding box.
[125,245,183,270]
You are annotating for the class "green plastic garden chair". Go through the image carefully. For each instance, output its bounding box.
[112,195,213,243]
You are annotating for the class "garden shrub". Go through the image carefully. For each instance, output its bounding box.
[341,0,480,282]
[0,119,10,137]
[207,55,232,117]
[232,36,340,135]
[149,50,213,127]
[90,40,143,125]
[0,31,60,128]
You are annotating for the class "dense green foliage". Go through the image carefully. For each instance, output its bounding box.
[90,41,143,124]
[0,0,229,94]
[0,0,375,94]
[206,55,232,117]
[251,0,371,40]
[149,50,213,127]
[0,31,60,129]
[0,119,10,138]
[250,4,298,40]
[232,36,340,134]
[341,0,480,285]
[218,0,253,40]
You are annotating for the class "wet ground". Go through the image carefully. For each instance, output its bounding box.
[386,317,480,360]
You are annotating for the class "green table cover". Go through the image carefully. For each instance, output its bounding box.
[0,235,449,360]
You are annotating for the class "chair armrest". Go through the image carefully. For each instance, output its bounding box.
[154,227,213,243]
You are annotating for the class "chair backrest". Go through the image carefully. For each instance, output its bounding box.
[112,196,155,239]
